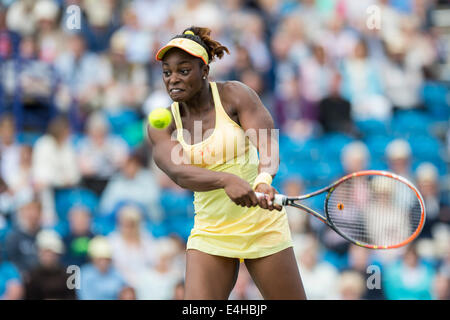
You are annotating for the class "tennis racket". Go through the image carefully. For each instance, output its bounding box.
[256,170,426,249]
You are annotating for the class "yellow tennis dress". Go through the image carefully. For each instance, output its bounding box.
[171,82,292,259]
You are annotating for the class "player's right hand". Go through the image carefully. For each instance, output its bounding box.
[222,174,259,208]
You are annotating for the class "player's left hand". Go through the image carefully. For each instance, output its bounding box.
[254,184,282,211]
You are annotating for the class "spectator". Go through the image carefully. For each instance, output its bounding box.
[118,286,136,300]
[170,0,223,39]
[298,43,334,120]
[5,34,57,131]
[344,244,385,300]
[54,33,110,113]
[77,111,128,196]
[273,76,305,131]
[101,29,149,112]
[134,238,183,300]
[114,4,152,64]
[99,152,162,222]
[5,195,42,276]
[34,0,64,64]
[296,234,339,299]
[108,204,158,288]
[7,144,33,195]
[415,162,447,238]
[318,72,354,134]
[282,177,310,238]
[229,263,261,300]
[5,0,39,36]
[61,206,94,267]
[341,141,370,174]
[381,34,424,111]
[0,144,34,220]
[172,280,185,300]
[337,270,366,300]
[24,229,76,300]
[0,5,20,60]
[432,272,450,300]
[78,236,127,300]
[81,0,119,53]
[385,139,413,180]
[32,115,80,226]
[0,248,24,300]
[239,68,271,108]
[320,13,358,63]
[318,141,370,255]
[0,114,21,188]
[383,244,435,300]
[32,115,80,189]
[340,38,390,121]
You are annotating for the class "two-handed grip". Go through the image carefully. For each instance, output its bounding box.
[254,192,286,206]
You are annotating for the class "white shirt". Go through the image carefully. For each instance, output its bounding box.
[32,135,80,187]
[108,231,159,288]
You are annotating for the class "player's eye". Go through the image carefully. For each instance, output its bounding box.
[163,70,171,77]
[180,69,190,75]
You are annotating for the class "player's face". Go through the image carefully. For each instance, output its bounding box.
[162,48,206,102]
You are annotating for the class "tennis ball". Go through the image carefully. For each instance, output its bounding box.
[148,108,172,129]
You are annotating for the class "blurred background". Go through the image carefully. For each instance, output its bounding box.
[0,0,449,300]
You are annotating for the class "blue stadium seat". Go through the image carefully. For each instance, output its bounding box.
[407,135,443,163]
[317,133,354,160]
[106,110,140,135]
[412,159,448,177]
[166,216,194,241]
[16,131,41,145]
[92,215,116,236]
[355,119,389,137]
[54,188,99,221]
[391,110,433,137]
[145,220,171,238]
[364,134,393,160]
[308,161,343,189]
[421,82,450,121]
[279,134,314,165]
[160,189,195,219]
[368,158,389,171]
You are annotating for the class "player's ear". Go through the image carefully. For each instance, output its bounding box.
[201,64,209,79]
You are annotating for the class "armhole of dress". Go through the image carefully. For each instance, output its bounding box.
[210,82,242,129]
[170,102,184,141]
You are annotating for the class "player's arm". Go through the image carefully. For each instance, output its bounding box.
[147,121,258,207]
[223,81,282,210]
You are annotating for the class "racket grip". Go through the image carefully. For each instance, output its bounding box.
[255,192,286,206]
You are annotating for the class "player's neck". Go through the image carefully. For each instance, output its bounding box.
[180,81,214,117]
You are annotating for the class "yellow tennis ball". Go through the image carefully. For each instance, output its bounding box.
[148,108,172,129]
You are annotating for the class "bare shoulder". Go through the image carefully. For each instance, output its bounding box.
[216,81,258,112]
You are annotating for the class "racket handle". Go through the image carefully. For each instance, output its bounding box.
[255,192,286,206]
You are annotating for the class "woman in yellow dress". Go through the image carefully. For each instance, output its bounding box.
[147,26,306,299]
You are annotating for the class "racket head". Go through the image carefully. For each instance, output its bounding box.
[324,170,426,249]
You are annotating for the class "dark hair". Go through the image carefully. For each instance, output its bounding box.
[173,26,230,64]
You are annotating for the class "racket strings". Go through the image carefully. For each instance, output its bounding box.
[326,175,423,247]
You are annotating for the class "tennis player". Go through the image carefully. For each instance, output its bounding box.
[147,26,306,300]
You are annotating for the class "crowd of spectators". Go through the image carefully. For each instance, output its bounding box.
[0,0,449,300]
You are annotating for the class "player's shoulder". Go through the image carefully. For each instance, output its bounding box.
[216,80,250,94]
[216,80,254,106]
